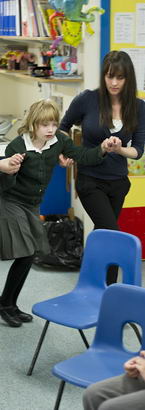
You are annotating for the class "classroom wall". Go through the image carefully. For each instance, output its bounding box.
[0,75,43,117]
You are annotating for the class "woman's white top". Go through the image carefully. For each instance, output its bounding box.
[110,119,123,134]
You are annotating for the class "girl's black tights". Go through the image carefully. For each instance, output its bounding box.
[0,255,34,307]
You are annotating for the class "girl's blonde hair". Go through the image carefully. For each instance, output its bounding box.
[18,99,60,140]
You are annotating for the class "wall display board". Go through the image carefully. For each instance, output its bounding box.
[111,0,145,99]
[110,0,145,257]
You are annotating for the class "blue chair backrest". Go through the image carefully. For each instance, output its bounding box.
[92,283,145,351]
[76,229,142,289]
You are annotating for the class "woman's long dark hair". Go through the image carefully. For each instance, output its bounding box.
[99,50,137,133]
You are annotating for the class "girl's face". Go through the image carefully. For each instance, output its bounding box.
[105,71,126,97]
[35,121,57,143]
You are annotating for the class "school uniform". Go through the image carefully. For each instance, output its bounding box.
[0,130,104,323]
[0,130,104,260]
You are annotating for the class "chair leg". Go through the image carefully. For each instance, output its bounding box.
[129,322,142,344]
[53,381,65,410]
[78,329,89,348]
[27,320,49,376]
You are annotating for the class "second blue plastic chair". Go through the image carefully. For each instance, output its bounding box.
[52,283,145,409]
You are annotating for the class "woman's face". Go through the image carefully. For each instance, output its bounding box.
[105,70,126,97]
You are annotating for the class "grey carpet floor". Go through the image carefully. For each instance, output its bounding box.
[0,260,145,410]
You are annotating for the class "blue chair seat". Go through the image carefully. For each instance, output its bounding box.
[53,349,134,388]
[32,287,104,328]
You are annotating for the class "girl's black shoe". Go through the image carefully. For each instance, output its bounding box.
[0,305,22,327]
[14,306,33,323]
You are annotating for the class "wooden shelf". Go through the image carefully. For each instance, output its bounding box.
[0,36,51,43]
[0,69,83,83]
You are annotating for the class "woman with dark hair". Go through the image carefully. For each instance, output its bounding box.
[59,50,145,285]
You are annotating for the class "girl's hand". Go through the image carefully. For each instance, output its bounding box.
[101,138,111,153]
[59,154,74,167]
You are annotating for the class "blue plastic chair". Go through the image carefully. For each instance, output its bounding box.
[52,283,145,410]
[27,229,142,376]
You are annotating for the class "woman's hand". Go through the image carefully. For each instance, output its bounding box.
[0,154,24,174]
[101,137,122,154]
[105,136,138,159]
[59,154,74,167]
[106,136,122,153]
[9,153,25,165]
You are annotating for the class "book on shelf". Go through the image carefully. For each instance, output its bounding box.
[21,0,42,37]
[37,1,50,36]
[0,0,52,37]
[2,0,9,36]
[24,0,51,37]
[3,0,11,36]
[21,0,32,36]
[32,0,46,37]
[0,0,3,35]
[16,0,21,35]
[0,0,21,36]
[28,0,39,37]
[9,0,17,36]
[4,0,17,36]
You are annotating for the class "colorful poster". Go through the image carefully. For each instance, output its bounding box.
[110,0,145,99]
[110,0,145,213]
[128,154,145,176]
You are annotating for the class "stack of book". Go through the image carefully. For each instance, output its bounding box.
[0,0,51,37]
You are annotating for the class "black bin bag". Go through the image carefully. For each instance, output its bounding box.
[34,215,84,270]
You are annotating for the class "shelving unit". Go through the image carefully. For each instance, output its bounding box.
[0,35,83,116]
[0,36,83,83]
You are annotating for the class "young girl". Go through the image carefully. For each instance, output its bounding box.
[0,98,115,328]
